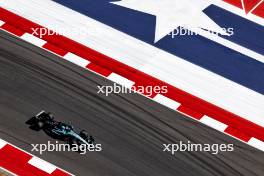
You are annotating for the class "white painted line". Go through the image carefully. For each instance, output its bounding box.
[248,0,264,14]
[200,115,228,132]
[214,0,264,27]
[0,138,72,175]
[153,94,181,109]
[0,20,5,27]
[63,52,90,67]
[0,167,18,176]
[107,73,135,88]
[0,138,7,149]
[20,33,47,47]
[197,30,264,64]
[2,0,264,128]
[248,137,264,151]
[28,157,57,174]
[241,0,246,12]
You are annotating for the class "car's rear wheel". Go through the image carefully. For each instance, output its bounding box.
[69,138,78,147]
[25,116,37,125]
[80,130,88,139]
[30,121,44,131]
[46,113,54,120]
[40,112,54,121]
[35,121,44,130]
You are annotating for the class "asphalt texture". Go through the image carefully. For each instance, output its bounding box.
[0,30,264,176]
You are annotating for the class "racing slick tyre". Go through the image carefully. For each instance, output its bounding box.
[25,116,38,125]
[46,112,54,120]
[80,130,89,139]
[69,138,79,147]
[40,112,54,121]
[29,121,44,131]
[69,138,85,153]
[35,121,45,130]
[88,135,95,144]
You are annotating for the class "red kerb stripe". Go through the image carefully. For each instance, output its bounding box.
[0,8,263,142]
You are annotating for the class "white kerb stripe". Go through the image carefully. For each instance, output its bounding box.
[0,138,7,149]
[248,137,264,152]
[2,0,264,127]
[200,115,228,132]
[107,73,135,88]
[63,52,90,67]
[21,33,47,47]
[0,20,5,26]
[28,157,57,174]
[153,94,181,109]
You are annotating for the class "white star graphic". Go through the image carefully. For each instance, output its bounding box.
[111,0,228,42]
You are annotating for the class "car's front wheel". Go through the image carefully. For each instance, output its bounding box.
[30,121,44,131]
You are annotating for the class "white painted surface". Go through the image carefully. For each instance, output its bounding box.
[108,73,135,88]
[0,139,7,149]
[21,33,47,47]
[112,1,264,63]
[1,0,264,128]
[200,115,228,131]
[247,0,264,14]
[153,94,181,109]
[112,0,227,42]
[0,20,5,26]
[197,29,264,63]
[248,137,264,151]
[28,157,57,174]
[63,52,90,67]
[0,138,72,175]
[213,0,264,27]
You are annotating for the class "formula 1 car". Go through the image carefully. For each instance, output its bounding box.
[26,111,95,146]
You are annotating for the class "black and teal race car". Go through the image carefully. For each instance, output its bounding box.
[26,111,95,146]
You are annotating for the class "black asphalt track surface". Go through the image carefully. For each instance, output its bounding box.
[0,30,264,176]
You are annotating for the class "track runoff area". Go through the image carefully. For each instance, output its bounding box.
[1,29,264,176]
[0,4,264,151]
[0,1,264,176]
